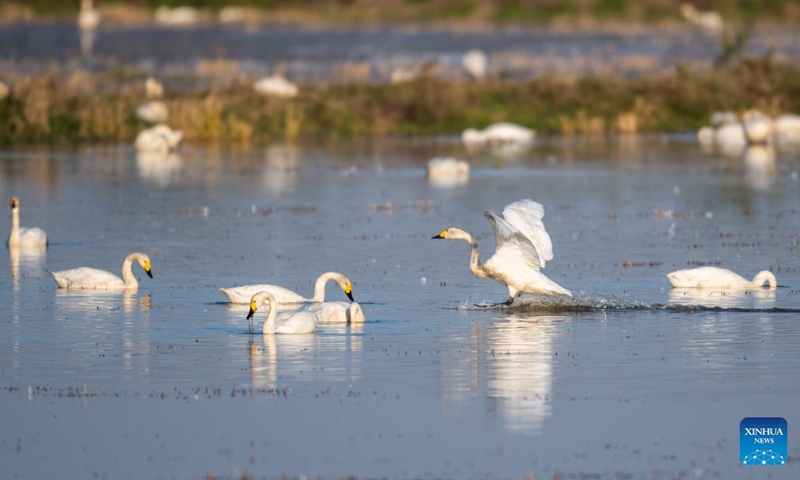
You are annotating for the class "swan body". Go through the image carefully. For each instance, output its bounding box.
[155,6,200,26]
[697,126,714,146]
[48,252,153,290]
[78,0,100,30]
[462,49,488,80]
[247,292,319,334]
[305,301,365,323]
[253,74,299,98]
[145,77,164,100]
[680,3,723,31]
[7,197,47,248]
[775,114,800,145]
[136,101,169,124]
[433,199,571,303]
[462,122,535,146]
[135,124,183,153]
[220,271,354,304]
[666,267,776,289]
[427,157,470,186]
[714,122,746,156]
[742,110,774,145]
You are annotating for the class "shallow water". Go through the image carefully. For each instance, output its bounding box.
[2,23,800,82]
[1,136,799,478]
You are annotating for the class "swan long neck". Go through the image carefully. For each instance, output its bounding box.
[256,293,278,334]
[9,207,20,243]
[457,231,484,278]
[312,272,343,302]
[121,253,140,289]
[752,271,777,288]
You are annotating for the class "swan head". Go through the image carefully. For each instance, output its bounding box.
[10,196,19,209]
[753,270,777,289]
[432,227,470,241]
[137,255,153,279]
[342,280,355,302]
[347,302,365,323]
[247,291,276,320]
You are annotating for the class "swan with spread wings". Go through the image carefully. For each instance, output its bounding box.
[432,199,571,304]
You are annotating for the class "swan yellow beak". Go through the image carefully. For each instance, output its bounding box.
[345,283,354,302]
[246,300,258,320]
[432,229,447,239]
[143,260,153,279]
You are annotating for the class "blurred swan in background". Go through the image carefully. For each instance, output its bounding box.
[7,197,47,247]
[48,252,153,290]
[78,0,100,30]
[427,157,470,187]
[136,77,169,123]
[462,122,535,147]
[433,199,571,304]
[220,271,355,304]
[155,6,200,26]
[462,49,488,80]
[306,301,365,323]
[253,74,299,98]
[135,124,184,153]
[666,267,776,289]
[680,3,723,32]
[775,114,800,147]
[247,292,319,334]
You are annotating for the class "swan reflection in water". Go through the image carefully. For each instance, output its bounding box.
[668,288,776,309]
[249,322,364,391]
[136,151,184,187]
[54,288,151,314]
[743,145,776,191]
[9,244,46,291]
[441,313,563,435]
[262,145,301,196]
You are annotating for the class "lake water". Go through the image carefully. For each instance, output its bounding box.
[1,136,799,479]
[2,23,800,83]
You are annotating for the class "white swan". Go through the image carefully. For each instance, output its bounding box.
[136,101,169,124]
[7,197,47,248]
[680,3,723,31]
[427,157,470,187]
[145,77,164,99]
[462,122,535,146]
[48,252,153,290]
[714,122,747,156]
[305,301,365,324]
[155,6,200,26]
[742,110,774,145]
[775,114,800,146]
[432,199,571,304]
[78,0,100,30]
[253,74,299,98]
[220,271,354,304]
[666,267,776,289]
[247,291,319,334]
[462,49,488,80]
[135,124,184,153]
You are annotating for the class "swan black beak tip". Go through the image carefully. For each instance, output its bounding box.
[246,308,255,320]
[432,234,443,239]
[347,291,355,302]
[146,269,153,279]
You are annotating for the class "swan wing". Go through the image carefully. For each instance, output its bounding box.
[483,211,542,272]
[306,301,350,323]
[220,284,308,304]
[501,199,554,267]
[276,310,318,333]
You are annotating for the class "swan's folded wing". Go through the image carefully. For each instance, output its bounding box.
[484,211,542,271]
[502,199,554,267]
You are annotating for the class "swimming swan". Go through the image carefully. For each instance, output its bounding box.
[220,271,355,304]
[433,199,572,304]
[78,0,100,30]
[247,291,319,334]
[305,301,365,323]
[462,122,535,146]
[135,124,184,153]
[666,267,776,289]
[48,252,153,290]
[7,197,48,248]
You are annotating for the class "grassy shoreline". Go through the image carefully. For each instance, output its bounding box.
[1,57,798,146]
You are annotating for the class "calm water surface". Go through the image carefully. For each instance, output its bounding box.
[1,137,799,479]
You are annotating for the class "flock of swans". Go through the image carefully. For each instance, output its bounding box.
[7,190,780,334]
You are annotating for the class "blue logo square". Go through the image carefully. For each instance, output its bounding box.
[740,417,788,466]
